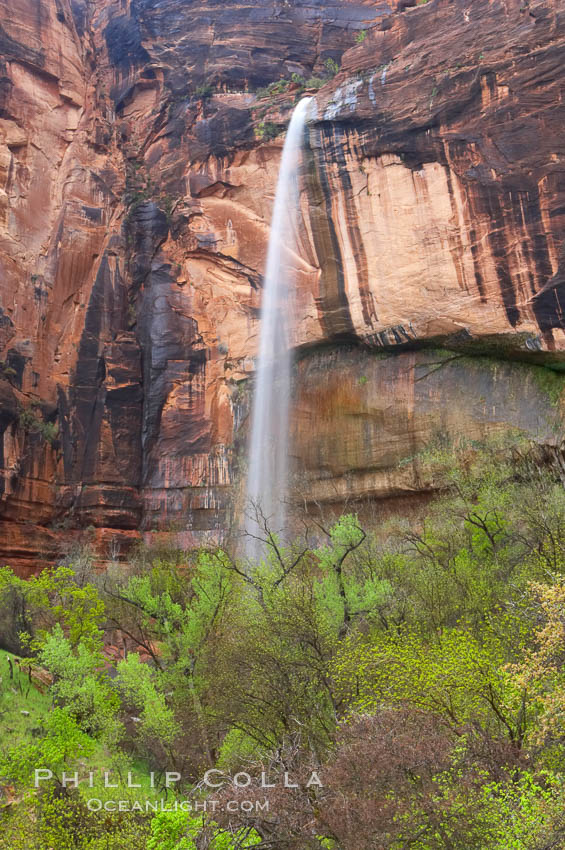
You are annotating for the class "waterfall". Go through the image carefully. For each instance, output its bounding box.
[245,97,312,559]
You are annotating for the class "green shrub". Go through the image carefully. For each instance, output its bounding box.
[305,76,325,90]
[18,405,59,445]
[0,360,17,379]
[267,79,290,95]
[194,83,213,99]
[255,120,280,141]
[324,57,340,77]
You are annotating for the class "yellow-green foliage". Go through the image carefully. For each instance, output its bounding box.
[2,437,565,846]
[333,624,528,737]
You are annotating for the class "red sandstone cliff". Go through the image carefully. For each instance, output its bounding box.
[0,0,564,572]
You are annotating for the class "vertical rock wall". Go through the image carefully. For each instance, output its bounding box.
[0,0,564,571]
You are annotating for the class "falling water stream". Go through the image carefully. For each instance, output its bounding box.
[244,97,312,559]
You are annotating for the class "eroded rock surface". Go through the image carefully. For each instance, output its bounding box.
[0,0,564,570]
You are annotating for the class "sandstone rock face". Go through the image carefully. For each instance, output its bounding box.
[306,0,565,354]
[0,0,564,570]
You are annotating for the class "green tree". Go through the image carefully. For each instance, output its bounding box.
[0,565,105,655]
[1,707,95,788]
[38,624,120,741]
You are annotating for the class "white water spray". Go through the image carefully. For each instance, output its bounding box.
[245,97,312,558]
